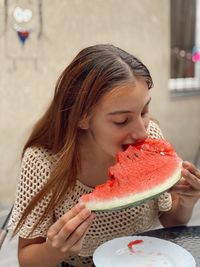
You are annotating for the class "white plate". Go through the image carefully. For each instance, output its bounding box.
[93,236,196,267]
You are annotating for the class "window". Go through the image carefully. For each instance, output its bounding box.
[169,0,200,96]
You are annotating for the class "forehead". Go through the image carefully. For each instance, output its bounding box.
[96,79,150,113]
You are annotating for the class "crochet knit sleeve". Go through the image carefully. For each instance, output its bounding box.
[147,119,164,139]
[8,147,54,238]
[147,120,172,212]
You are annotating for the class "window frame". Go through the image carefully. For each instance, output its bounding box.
[169,0,200,96]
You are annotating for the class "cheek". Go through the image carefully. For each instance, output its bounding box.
[91,121,114,141]
[108,128,129,144]
[98,124,126,144]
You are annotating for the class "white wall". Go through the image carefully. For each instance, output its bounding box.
[0,0,200,207]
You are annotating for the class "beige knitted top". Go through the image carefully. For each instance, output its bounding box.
[9,121,172,267]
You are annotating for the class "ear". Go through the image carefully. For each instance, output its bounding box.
[78,116,89,130]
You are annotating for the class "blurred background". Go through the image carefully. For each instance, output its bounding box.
[0,0,200,265]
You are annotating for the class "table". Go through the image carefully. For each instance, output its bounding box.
[62,226,200,267]
[139,225,200,266]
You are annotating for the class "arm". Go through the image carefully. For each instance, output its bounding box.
[18,237,62,267]
[159,194,198,227]
[18,203,95,267]
[159,161,200,227]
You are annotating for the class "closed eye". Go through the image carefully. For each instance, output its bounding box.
[113,118,129,126]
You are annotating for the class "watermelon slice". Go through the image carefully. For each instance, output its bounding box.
[79,138,182,211]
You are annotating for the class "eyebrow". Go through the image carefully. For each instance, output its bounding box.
[107,97,151,115]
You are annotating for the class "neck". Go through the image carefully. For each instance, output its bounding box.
[78,132,115,187]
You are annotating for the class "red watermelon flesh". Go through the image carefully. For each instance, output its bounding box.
[79,138,182,211]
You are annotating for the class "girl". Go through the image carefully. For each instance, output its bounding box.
[9,44,200,267]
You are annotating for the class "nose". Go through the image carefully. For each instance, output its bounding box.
[130,119,148,142]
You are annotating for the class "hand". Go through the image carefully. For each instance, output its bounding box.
[46,203,95,261]
[170,161,200,207]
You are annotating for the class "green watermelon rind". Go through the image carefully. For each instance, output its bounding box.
[83,162,182,212]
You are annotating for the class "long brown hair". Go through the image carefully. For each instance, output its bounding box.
[13,44,153,236]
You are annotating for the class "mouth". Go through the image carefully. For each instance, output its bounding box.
[122,144,133,151]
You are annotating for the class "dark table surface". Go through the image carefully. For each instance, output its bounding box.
[139,225,200,266]
[62,225,200,267]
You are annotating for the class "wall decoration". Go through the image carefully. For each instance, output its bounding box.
[4,0,43,71]
[12,6,33,44]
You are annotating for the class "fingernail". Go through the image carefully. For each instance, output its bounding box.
[183,161,190,168]
[77,202,85,209]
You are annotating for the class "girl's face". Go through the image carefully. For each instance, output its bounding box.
[81,78,151,159]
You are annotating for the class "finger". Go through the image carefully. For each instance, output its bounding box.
[182,161,200,178]
[69,224,91,255]
[182,169,200,190]
[174,177,188,186]
[176,191,200,198]
[60,213,95,253]
[47,203,85,239]
[170,184,200,197]
[55,207,92,244]
[170,184,191,193]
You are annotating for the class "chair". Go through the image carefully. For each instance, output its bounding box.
[0,206,13,249]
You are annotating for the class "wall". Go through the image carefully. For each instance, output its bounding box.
[0,0,200,207]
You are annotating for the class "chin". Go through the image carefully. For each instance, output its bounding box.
[105,149,118,159]
[112,147,124,157]
[103,146,123,159]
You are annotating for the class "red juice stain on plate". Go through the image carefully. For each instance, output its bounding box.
[127,239,144,253]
